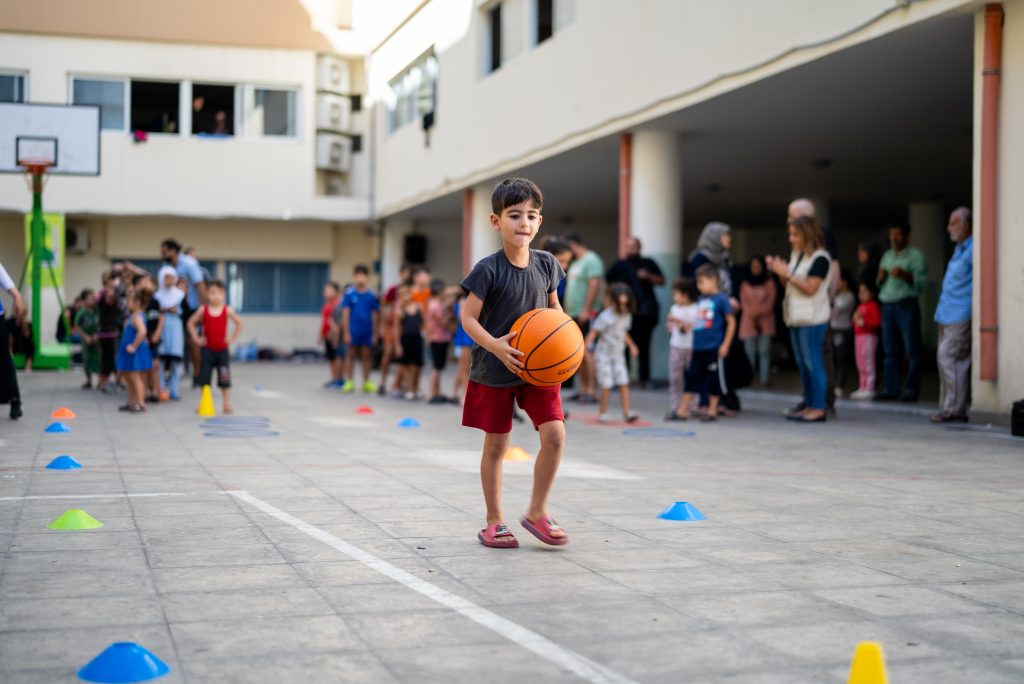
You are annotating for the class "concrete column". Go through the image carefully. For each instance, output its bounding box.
[380,218,412,288]
[908,201,945,352]
[470,182,499,267]
[629,130,682,381]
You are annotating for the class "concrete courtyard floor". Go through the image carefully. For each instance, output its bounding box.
[1,363,1023,683]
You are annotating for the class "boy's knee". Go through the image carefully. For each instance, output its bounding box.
[538,421,566,450]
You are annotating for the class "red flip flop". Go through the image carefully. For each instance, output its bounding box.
[478,522,519,548]
[519,516,569,546]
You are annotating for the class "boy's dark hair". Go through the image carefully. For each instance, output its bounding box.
[544,239,571,256]
[672,277,698,301]
[399,262,413,274]
[132,273,147,286]
[353,264,370,276]
[326,281,340,292]
[430,278,446,296]
[565,233,583,247]
[80,288,95,301]
[161,239,182,253]
[207,278,226,291]
[695,263,719,282]
[887,218,910,234]
[491,177,543,215]
[411,266,430,278]
[839,268,855,287]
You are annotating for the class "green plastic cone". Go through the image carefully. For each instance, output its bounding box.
[48,509,104,530]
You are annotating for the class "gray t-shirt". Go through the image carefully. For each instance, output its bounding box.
[459,249,564,387]
[592,308,632,357]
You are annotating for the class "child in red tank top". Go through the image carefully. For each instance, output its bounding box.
[186,280,243,413]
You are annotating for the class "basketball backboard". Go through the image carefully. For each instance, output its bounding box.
[0,102,100,175]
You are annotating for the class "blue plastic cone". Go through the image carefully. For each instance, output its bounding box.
[46,455,82,470]
[44,421,71,433]
[657,502,706,521]
[397,417,421,428]
[78,642,169,683]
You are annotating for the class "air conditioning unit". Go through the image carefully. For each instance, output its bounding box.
[317,93,352,133]
[316,133,352,173]
[324,173,347,196]
[317,54,350,94]
[66,224,90,254]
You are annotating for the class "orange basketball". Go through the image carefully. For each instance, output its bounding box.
[509,308,585,387]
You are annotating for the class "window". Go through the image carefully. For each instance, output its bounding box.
[350,94,362,113]
[0,73,26,103]
[536,0,553,44]
[487,4,502,73]
[226,261,328,313]
[71,78,127,131]
[130,80,180,134]
[387,52,438,133]
[244,88,297,137]
[192,83,235,136]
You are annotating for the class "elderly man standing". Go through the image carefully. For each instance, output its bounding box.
[931,207,973,423]
[877,220,928,402]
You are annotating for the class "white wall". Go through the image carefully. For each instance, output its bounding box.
[0,33,370,221]
[370,0,973,216]
[972,1,1024,413]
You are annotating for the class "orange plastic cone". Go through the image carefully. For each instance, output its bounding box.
[51,407,76,419]
[503,446,532,462]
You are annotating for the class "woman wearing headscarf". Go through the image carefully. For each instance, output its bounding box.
[688,222,733,295]
[154,264,186,400]
[738,256,777,386]
[0,260,25,419]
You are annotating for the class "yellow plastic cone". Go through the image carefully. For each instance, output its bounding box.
[847,642,888,684]
[197,385,216,418]
[503,446,532,462]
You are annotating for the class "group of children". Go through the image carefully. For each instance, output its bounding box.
[72,264,241,414]
[319,263,475,404]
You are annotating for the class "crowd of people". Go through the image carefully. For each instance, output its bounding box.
[1,198,973,426]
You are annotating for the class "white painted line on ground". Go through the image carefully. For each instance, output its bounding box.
[229,490,639,684]
[0,491,232,502]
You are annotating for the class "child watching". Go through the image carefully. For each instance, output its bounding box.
[665,277,699,421]
[393,283,424,400]
[426,278,454,404]
[676,264,736,422]
[187,279,242,414]
[154,266,185,401]
[460,177,568,549]
[341,265,380,394]
[115,291,153,413]
[73,289,101,390]
[851,282,882,400]
[586,283,639,424]
[831,269,856,397]
[319,281,345,389]
[450,293,474,404]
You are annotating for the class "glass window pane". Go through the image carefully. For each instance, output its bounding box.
[253,89,296,137]
[72,78,125,130]
[192,83,235,136]
[228,262,276,313]
[279,263,327,313]
[0,75,25,103]
[130,80,180,134]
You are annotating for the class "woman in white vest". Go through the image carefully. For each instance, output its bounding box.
[766,216,832,423]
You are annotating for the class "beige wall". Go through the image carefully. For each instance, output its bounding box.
[0,0,349,51]
[371,0,973,217]
[972,1,1024,412]
[0,33,371,221]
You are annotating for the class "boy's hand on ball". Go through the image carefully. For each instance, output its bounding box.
[491,331,525,375]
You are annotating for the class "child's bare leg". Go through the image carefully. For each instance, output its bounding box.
[526,420,566,537]
[707,395,720,417]
[620,385,632,417]
[410,365,422,396]
[331,355,344,381]
[343,351,355,385]
[453,352,471,401]
[130,373,145,406]
[481,432,510,525]
[677,392,693,417]
[222,388,233,414]
[429,368,441,398]
[360,347,373,384]
[379,343,392,386]
[598,388,610,415]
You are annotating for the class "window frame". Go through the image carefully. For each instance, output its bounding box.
[386,50,438,134]
[533,0,554,46]
[68,75,130,134]
[128,78,184,137]
[486,3,503,74]
[226,261,328,314]
[241,84,301,141]
[0,71,29,103]
[189,80,241,139]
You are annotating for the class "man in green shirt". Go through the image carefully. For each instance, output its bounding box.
[877,221,927,402]
[565,234,604,403]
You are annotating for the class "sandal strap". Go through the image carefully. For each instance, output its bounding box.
[544,518,563,532]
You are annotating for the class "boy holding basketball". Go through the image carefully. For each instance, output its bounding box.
[460,178,568,549]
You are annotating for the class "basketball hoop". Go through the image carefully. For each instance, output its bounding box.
[20,159,54,192]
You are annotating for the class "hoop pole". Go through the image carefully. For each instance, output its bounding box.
[30,169,44,361]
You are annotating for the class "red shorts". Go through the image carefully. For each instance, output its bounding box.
[462,381,564,434]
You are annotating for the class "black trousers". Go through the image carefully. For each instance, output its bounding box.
[0,316,20,404]
[629,314,658,384]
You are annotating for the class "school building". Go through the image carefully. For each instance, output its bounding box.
[1,0,1022,411]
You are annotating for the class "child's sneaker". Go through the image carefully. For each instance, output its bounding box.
[850,389,874,400]
[362,381,377,394]
[341,380,355,394]
[597,413,611,424]
[624,413,639,423]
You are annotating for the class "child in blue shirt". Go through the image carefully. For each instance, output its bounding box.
[341,264,380,393]
[676,264,736,422]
